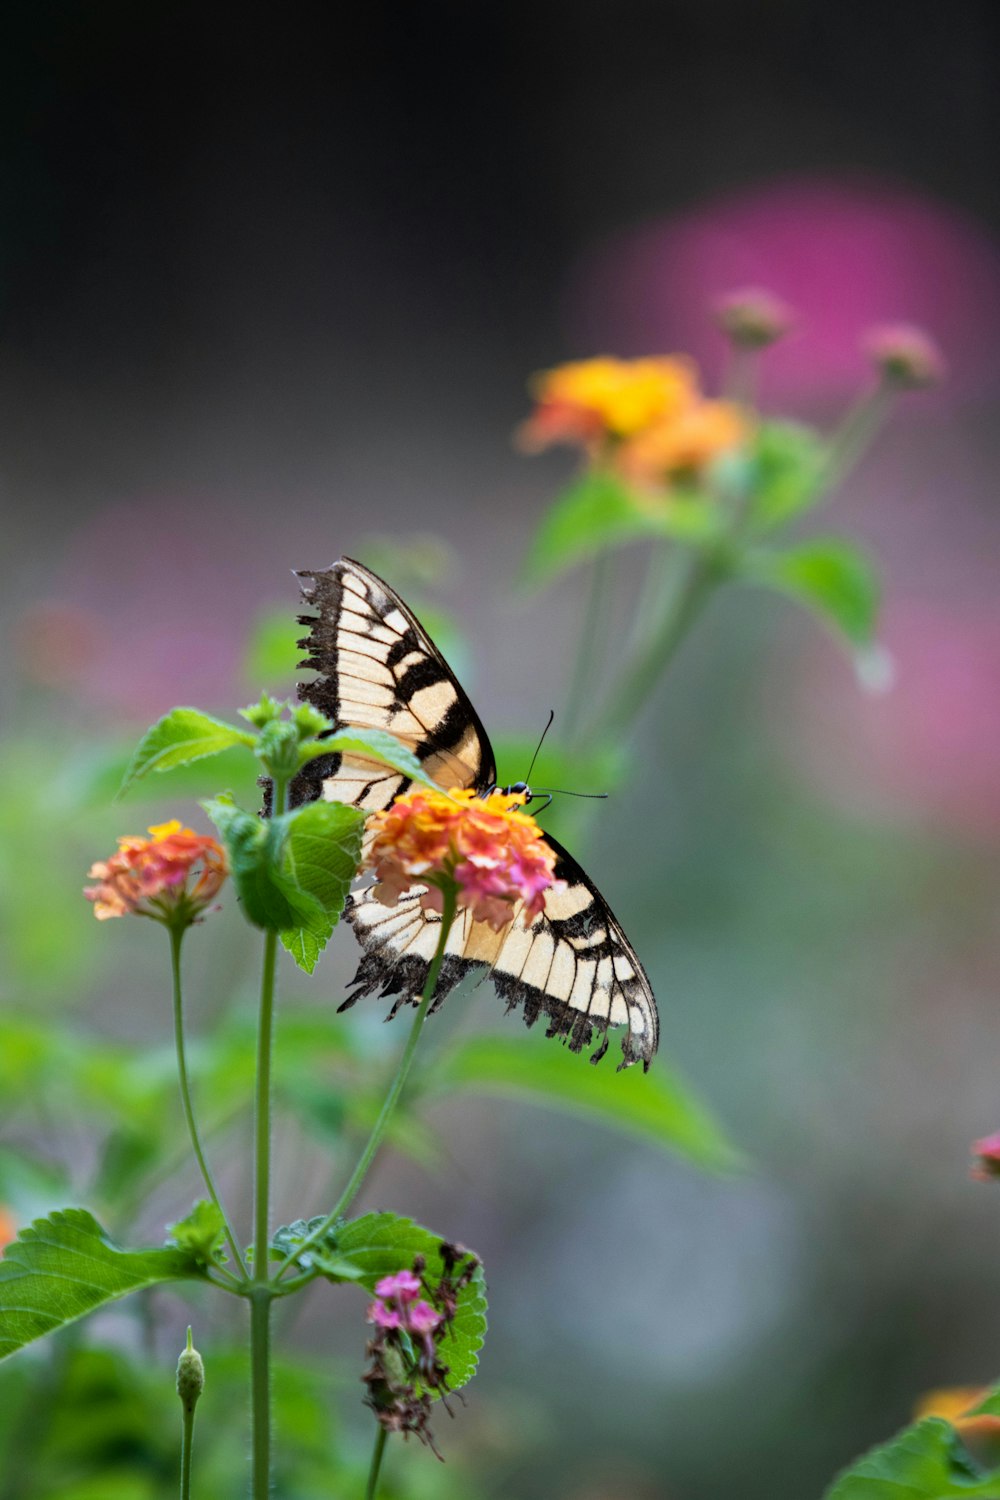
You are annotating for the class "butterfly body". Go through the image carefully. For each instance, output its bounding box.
[291,558,659,1070]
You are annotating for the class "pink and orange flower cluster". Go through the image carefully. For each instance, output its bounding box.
[364,785,562,931]
[84,820,227,925]
[517,354,747,488]
[367,1269,442,1341]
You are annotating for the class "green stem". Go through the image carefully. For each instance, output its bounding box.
[180,1398,195,1500]
[820,381,895,493]
[169,926,246,1278]
[365,1423,388,1500]
[250,774,288,1500]
[564,551,610,743]
[250,1289,272,1500]
[588,548,717,746]
[277,887,458,1277]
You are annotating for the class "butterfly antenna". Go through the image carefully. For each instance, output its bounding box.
[524,709,556,784]
[532,788,609,800]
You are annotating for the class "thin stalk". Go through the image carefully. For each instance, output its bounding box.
[588,548,717,747]
[564,551,610,742]
[179,1392,194,1500]
[365,1424,389,1500]
[250,774,288,1500]
[169,926,246,1277]
[820,381,895,493]
[180,1400,194,1500]
[250,1289,272,1500]
[277,887,458,1277]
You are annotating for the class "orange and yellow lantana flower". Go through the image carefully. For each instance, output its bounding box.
[364,787,562,931]
[84,820,227,924]
[517,353,748,487]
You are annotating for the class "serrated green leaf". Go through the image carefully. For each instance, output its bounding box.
[202,794,321,932]
[166,1200,226,1266]
[0,1209,204,1359]
[271,1221,368,1282]
[429,1036,741,1173]
[296,1212,487,1395]
[743,538,881,646]
[118,709,254,798]
[749,420,826,532]
[278,799,366,971]
[824,1416,1000,1499]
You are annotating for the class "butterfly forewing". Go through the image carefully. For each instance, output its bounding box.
[290,558,496,811]
[292,555,659,1069]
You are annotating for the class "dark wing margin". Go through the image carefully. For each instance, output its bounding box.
[289,557,497,812]
[342,832,659,1071]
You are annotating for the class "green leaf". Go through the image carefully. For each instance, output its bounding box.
[969,1384,1000,1418]
[296,727,441,791]
[824,1416,1000,1499]
[204,794,364,958]
[0,1209,205,1360]
[295,1212,488,1395]
[522,471,665,586]
[165,1201,226,1266]
[430,1036,741,1172]
[278,800,367,971]
[203,795,319,931]
[743,538,881,646]
[118,708,254,798]
[271,1220,368,1282]
[749,420,826,532]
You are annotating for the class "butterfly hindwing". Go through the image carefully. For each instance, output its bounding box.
[343,833,658,1071]
[291,558,497,811]
[293,555,659,1069]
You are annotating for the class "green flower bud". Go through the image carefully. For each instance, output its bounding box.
[255,719,301,780]
[176,1327,205,1416]
[239,691,286,729]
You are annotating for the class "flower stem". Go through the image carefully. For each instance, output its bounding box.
[564,551,610,742]
[821,381,895,493]
[250,774,288,1500]
[276,886,458,1276]
[365,1424,388,1500]
[179,1389,195,1500]
[588,548,717,746]
[168,926,246,1277]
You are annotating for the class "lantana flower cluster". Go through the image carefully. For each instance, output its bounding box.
[84,820,227,925]
[517,354,747,487]
[362,1247,480,1456]
[364,786,563,931]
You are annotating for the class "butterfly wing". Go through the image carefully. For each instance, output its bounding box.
[290,557,497,811]
[343,831,659,1071]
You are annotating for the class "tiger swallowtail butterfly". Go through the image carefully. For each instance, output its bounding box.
[289,558,659,1070]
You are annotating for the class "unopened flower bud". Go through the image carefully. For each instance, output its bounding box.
[863,323,945,390]
[176,1327,205,1415]
[715,289,795,350]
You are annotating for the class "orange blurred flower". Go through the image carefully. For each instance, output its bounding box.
[619,398,748,485]
[0,1208,15,1254]
[517,356,697,451]
[517,353,748,487]
[914,1387,1000,1440]
[84,820,228,926]
[364,787,563,931]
